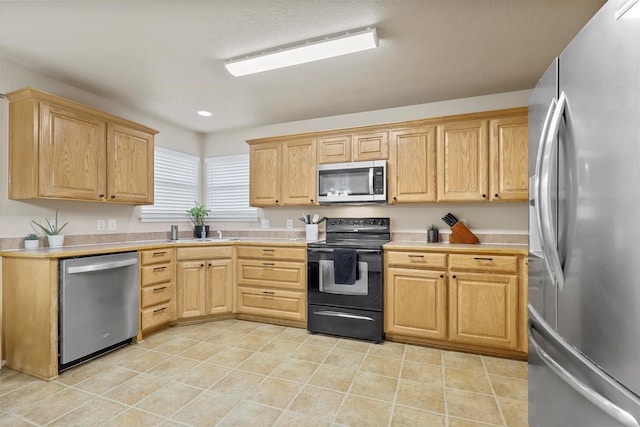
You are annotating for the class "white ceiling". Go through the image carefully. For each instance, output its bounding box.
[0,0,605,134]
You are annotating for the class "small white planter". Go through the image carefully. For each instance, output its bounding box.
[24,240,39,249]
[47,235,65,248]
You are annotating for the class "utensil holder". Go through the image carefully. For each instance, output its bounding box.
[306,224,319,241]
[449,222,479,244]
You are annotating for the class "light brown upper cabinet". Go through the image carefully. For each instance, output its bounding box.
[388,125,437,203]
[316,130,389,164]
[437,119,489,202]
[317,134,352,164]
[7,87,157,205]
[489,116,529,201]
[249,138,316,207]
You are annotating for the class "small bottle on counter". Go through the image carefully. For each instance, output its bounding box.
[170,225,179,240]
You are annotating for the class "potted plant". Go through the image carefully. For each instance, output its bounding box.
[24,233,40,249]
[427,224,440,243]
[31,208,69,248]
[187,202,211,238]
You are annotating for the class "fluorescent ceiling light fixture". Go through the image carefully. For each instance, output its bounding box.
[225,27,378,77]
[197,110,212,117]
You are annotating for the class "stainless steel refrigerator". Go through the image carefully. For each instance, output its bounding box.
[528,0,640,425]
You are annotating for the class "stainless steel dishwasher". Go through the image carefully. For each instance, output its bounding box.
[59,252,139,370]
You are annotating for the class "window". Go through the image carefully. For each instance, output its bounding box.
[140,147,200,222]
[205,154,258,221]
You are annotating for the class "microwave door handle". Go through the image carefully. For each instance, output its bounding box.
[369,168,374,194]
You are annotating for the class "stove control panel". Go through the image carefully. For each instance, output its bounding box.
[325,217,390,232]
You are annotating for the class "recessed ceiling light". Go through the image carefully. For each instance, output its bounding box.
[225,27,378,77]
[197,110,212,117]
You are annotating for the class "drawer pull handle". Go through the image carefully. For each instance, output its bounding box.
[263,262,275,266]
[153,286,167,292]
[153,307,167,314]
[473,257,494,261]
[408,255,425,259]
[263,249,275,252]
[440,274,444,278]
[153,266,167,271]
[152,251,167,256]
[262,291,275,295]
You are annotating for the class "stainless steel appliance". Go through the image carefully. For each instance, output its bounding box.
[317,160,386,204]
[307,217,390,342]
[59,252,139,370]
[528,0,640,425]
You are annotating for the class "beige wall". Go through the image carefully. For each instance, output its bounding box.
[203,90,531,234]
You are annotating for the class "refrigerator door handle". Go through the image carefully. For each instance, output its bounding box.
[539,91,567,290]
[533,97,557,259]
[529,306,640,427]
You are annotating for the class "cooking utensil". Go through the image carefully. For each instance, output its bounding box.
[316,217,327,224]
[312,214,319,224]
[298,216,307,223]
[307,214,311,224]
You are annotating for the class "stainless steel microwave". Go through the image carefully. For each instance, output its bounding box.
[317,160,387,204]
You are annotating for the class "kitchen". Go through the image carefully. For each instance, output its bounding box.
[0,1,629,426]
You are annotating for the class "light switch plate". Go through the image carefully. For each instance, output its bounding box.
[108,219,117,230]
[286,219,293,229]
[97,220,105,231]
[261,219,270,229]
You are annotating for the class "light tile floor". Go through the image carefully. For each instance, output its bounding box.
[0,319,528,426]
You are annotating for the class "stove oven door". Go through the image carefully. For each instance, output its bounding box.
[307,248,384,342]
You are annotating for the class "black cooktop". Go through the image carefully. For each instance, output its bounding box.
[307,217,390,249]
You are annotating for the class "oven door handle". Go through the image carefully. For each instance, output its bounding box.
[307,248,382,254]
[313,310,374,321]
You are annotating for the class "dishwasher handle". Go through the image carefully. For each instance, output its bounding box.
[67,258,138,274]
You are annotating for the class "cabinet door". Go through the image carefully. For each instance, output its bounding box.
[206,259,233,315]
[176,261,206,318]
[249,142,280,206]
[237,260,306,291]
[107,123,154,204]
[437,120,488,201]
[489,116,528,201]
[352,131,389,161]
[317,134,351,164]
[385,268,447,340]
[388,126,437,203]
[236,286,306,321]
[39,101,107,200]
[448,272,518,350]
[281,138,317,205]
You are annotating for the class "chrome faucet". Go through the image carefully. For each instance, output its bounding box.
[216,230,222,240]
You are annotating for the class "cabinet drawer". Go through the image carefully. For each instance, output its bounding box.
[236,245,306,262]
[177,246,233,261]
[141,302,174,331]
[236,286,306,321]
[141,282,173,308]
[237,260,305,291]
[448,254,518,274]
[386,251,447,269]
[141,263,173,286]
[140,249,173,265]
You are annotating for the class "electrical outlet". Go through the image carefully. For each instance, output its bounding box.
[108,219,117,230]
[286,219,293,229]
[97,220,105,231]
[261,219,270,229]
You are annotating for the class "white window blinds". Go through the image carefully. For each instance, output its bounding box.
[140,147,200,222]
[205,154,258,221]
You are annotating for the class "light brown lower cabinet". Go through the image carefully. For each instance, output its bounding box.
[384,248,526,358]
[176,246,233,319]
[385,267,447,340]
[139,248,176,334]
[235,244,306,325]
